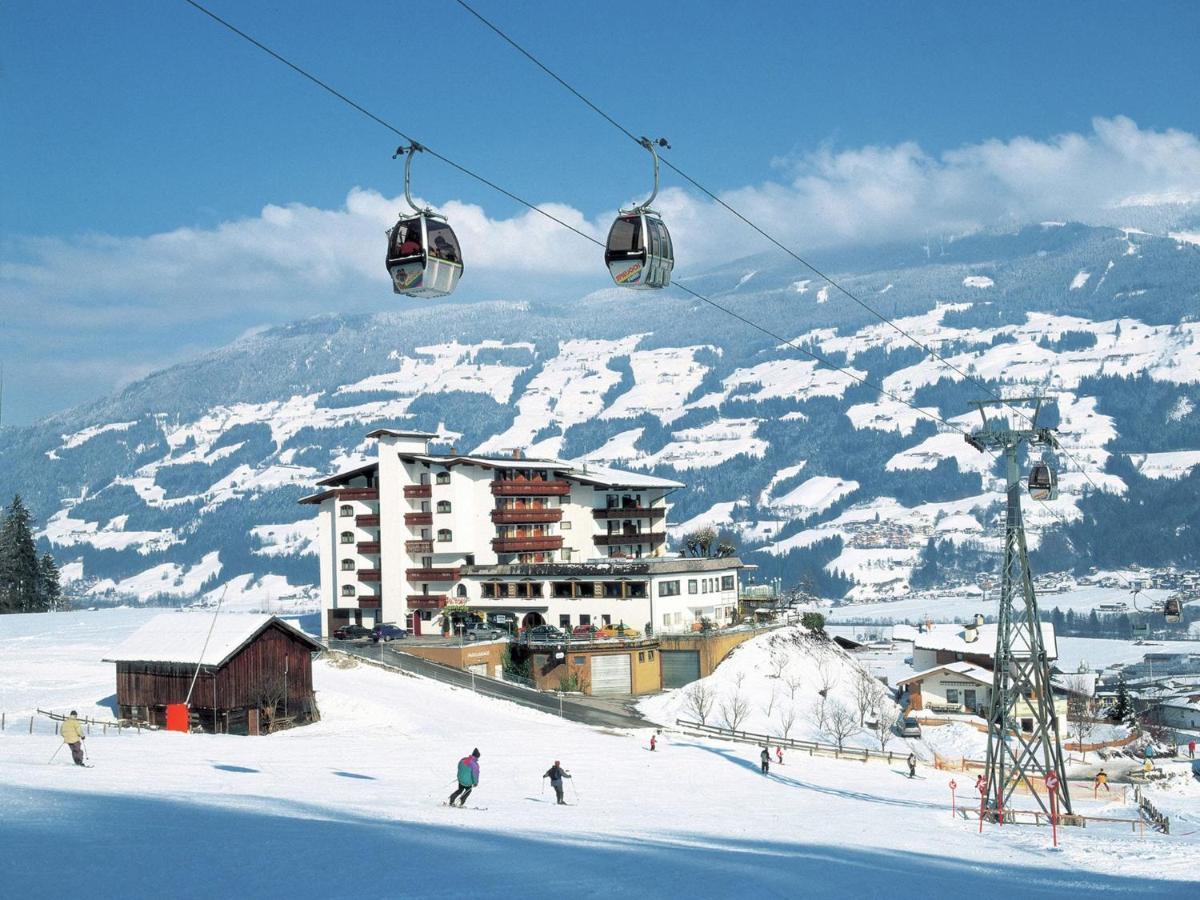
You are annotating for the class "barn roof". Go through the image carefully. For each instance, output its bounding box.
[104,613,321,667]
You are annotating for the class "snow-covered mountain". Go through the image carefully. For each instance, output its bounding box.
[4,222,1199,607]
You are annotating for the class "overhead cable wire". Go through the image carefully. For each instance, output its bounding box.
[448,0,1113,497]
[179,0,976,445]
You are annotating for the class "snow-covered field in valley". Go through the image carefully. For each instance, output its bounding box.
[2,611,1198,899]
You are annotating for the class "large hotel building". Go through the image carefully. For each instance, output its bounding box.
[301,429,743,639]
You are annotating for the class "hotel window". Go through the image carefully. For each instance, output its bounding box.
[341,585,355,597]
[701,580,708,594]
[339,504,354,517]
[638,652,645,662]
[340,532,354,544]
[437,529,452,542]
[560,615,571,629]
[436,500,452,513]
[688,579,698,594]
[662,613,671,626]
[341,559,355,571]
[658,580,680,597]
[721,575,735,591]
[648,650,655,661]
[946,689,960,705]
[436,472,451,485]
[560,521,571,530]
[561,548,572,562]
[456,585,467,598]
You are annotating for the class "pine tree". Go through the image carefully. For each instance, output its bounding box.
[1111,675,1131,723]
[0,495,41,613]
[38,553,64,611]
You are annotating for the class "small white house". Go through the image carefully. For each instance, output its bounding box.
[898,662,993,715]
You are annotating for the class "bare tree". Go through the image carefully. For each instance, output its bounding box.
[683,681,715,725]
[852,670,884,727]
[733,671,747,691]
[762,685,778,719]
[768,651,788,680]
[815,657,839,698]
[777,704,798,740]
[869,702,895,751]
[784,671,804,700]
[1064,673,1102,762]
[825,701,860,751]
[720,691,752,732]
[250,676,288,732]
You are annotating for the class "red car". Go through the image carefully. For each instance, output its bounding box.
[571,624,601,639]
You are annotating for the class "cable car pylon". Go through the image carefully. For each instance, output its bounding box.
[963,395,1072,823]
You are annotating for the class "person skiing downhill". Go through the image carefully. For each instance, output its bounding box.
[906,753,917,778]
[448,748,480,807]
[650,734,657,752]
[760,747,770,774]
[61,711,86,766]
[1188,739,1196,760]
[1094,769,1109,794]
[775,746,783,765]
[543,760,572,805]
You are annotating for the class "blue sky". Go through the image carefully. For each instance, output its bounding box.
[3,0,1200,424]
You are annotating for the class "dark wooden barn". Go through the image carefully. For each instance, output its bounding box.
[105,613,323,735]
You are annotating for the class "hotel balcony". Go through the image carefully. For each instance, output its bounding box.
[403,485,432,498]
[592,506,666,520]
[407,595,448,609]
[357,541,381,555]
[355,514,380,527]
[594,532,665,546]
[405,539,434,554]
[491,535,564,553]
[491,508,563,524]
[491,479,571,497]
[358,597,382,610]
[336,488,378,501]
[406,567,460,582]
[358,569,382,582]
[405,512,433,526]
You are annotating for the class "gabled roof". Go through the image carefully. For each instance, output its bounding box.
[914,622,1058,661]
[104,613,321,668]
[316,462,378,487]
[897,661,994,687]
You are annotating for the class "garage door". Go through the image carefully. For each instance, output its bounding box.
[590,654,632,695]
[661,650,701,688]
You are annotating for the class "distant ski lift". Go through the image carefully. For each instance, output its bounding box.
[1027,463,1058,501]
[1164,596,1182,624]
[605,137,674,289]
[386,144,463,298]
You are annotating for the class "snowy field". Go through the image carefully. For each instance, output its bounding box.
[826,586,1177,624]
[2,610,1198,899]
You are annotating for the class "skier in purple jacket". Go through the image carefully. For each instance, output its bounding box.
[449,748,481,806]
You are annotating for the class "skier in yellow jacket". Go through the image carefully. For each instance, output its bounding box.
[61,710,86,766]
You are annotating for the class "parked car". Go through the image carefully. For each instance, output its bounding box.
[598,622,640,639]
[333,624,373,641]
[521,625,566,643]
[571,624,601,640]
[900,716,922,738]
[371,623,407,643]
[462,621,506,642]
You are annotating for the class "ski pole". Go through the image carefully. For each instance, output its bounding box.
[48,743,64,765]
[570,778,580,802]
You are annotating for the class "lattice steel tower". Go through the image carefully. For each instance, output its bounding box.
[964,397,1072,821]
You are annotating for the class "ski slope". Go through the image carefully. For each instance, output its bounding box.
[1,610,1197,898]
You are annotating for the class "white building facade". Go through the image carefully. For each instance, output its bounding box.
[302,430,743,638]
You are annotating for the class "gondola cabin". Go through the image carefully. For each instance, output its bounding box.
[605,212,673,289]
[1164,597,1183,624]
[104,613,322,735]
[1027,463,1058,501]
[386,214,463,298]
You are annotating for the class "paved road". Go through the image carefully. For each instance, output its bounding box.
[329,640,647,730]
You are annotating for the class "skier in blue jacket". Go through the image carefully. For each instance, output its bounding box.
[449,748,481,806]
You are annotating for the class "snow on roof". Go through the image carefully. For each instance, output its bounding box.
[898,661,994,686]
[564,462,684,490]
[104,613,319,667]
[914,622,1058,660]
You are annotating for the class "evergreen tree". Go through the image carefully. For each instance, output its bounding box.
[1111,675,1131,723]
[38,553,64,611]
[0,495,41,613]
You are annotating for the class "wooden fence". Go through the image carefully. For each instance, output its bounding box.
[674,719,910,764]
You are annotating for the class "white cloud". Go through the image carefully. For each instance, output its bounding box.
[4,117,1200,424]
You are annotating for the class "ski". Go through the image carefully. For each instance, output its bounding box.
[442,802,487,810]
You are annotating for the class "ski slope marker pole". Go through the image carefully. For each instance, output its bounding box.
[949,779,957,818]
[1044,772,1059,848]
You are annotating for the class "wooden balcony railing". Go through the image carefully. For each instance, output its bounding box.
[406,567,460,582]
[358,597,382,609]
[335,488,378,501]
[594,532,665,546]
[355,514,380,527]
[491,535,564,553]
[403,485,432,498]
[491,479,571,496]
[592,507,666,520]
[407,595,448,609]
[405,512,433,526]
[358,569,382,582]
[357,541,381,555]
[491,508,564,524]
[405,539,434,554]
